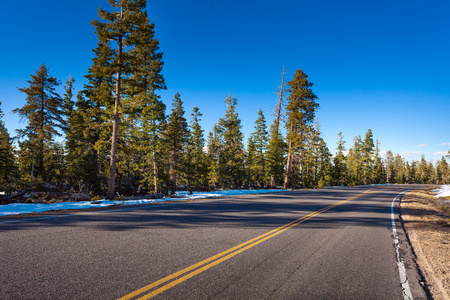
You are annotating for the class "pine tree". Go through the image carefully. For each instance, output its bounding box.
[246,133,257,187]
[266,122,286,188]
[317,137,332,188]
[91,0,164,199]
[436,156,449,184]
[284,69,319,188]
[13,64,66,188]
[332,132,347,186]
[80,39,116,194]
[392,154,405,183]
[165,93,189,194]
[218,95,246,189]
[63,76,75,120]
[0,102,17,193]
[310,124,332,188]
[274,66,286,129]
[361,129,374,184]
[132,96,166,194]
[427,161,437,184]
[404,161,412,184]
[347,136,363,185]
[410,160,418,183]
[184,107,208,191]
[417,155,430,183]
[206,124,222,190]
[45,142,66,188]
[247,109,268,187]
[384,150,395,183]
[373,140,384,184]
[65,91,105,193]
[267,67,287,188]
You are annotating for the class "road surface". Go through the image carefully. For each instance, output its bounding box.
[0,185,429,299]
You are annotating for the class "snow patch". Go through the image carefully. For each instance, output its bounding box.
[433,185,450,199]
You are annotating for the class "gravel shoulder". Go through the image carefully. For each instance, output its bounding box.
[401,188,450,300]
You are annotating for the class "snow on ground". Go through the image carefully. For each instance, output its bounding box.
[0,189,287,217]
[433,185,450,198]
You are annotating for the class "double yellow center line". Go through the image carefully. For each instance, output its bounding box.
[119,189,374,300]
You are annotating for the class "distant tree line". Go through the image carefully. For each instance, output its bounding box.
[1,0,449,198]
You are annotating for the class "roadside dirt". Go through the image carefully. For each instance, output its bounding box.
[401,188,450,300]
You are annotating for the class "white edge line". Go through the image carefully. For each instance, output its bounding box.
[391,191,413,300]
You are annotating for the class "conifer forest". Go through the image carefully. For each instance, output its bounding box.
[1,0,449,200]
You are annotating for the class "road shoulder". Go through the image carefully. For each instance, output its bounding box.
[401,189,450,300]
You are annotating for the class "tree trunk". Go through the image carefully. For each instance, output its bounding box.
[284,123,294,189]
[152,148,159,194]
[270,175,275,188]
[275,66,285,131]
[284,140,293,189]
[107,33,123,200]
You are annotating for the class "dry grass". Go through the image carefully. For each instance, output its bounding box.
[401,188,450,300]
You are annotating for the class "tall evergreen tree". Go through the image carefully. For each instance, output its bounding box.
[267,67,287,188]
[0,102,17,193]
[332,132,347,186]
[417,155,430,184]
[284,69,319,188]
[247,109,268,187]
[91,0,164,199]
[436,156,449,184]
[184,107,208,191]
[206,124,222,190]
[304,123,332,188]
[316,136,332,188]
[246,133,257,187]
[13,64,66,187]
[218,96,246,189]
[63,76,75,120]
[392,154,405,183]
[65,91,105,192]
[384,150,395,183]
[372,140,384,184]
[274,66,286,129]
[266,122,286,188]
[164,93,189,194]
[410,160,418,183]
[347,136,363,185]
[132,96,166,194]
[361,129,375,184]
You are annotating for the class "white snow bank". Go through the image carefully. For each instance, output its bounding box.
[433,185,450,198]
[0,189,287,217]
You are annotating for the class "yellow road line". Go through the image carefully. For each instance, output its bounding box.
[119,189,374,300]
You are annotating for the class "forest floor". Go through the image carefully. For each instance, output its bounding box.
[401,188,450,300]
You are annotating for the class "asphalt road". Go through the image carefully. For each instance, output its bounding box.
[0,185,429,299]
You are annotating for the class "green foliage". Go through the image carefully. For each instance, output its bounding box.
[284,69,319,188]
[206,124,222,189]
[0,102,17,193]
[361,129,374,184]
[90,195,101,201]
[247,109,269,187]
[217,96,246,189]
[332,132,347,186]
[165,93,189,194]
[13,64,66,189]
[6,1,450,194]
[184,107,208,190]
[266,122,286,188]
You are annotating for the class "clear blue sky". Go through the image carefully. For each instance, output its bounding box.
[1,0,449,162]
